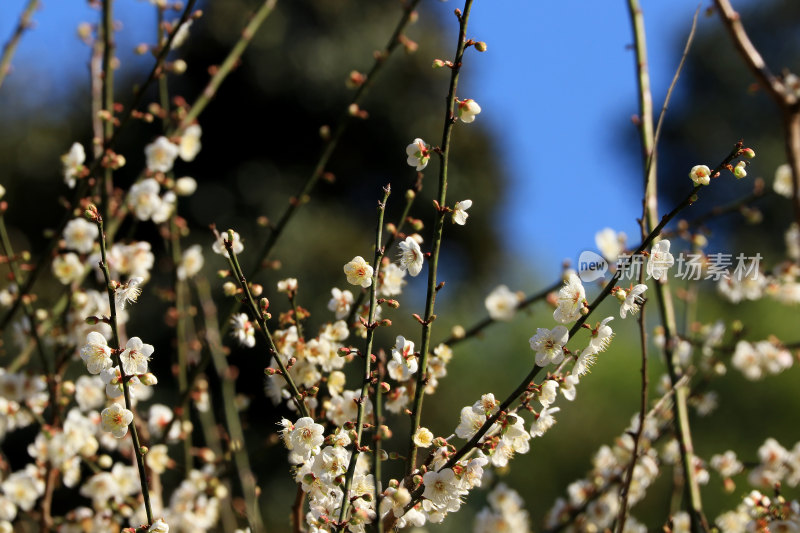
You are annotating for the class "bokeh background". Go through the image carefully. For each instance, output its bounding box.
[1,0,798,530]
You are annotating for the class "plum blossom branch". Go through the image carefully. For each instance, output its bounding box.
[335,185,391,530]
[627,1,708,530]
[406,0,475,476]
[91,209,154,526]
[714,0,800,249]
[389,143,746,528]
[220,229,310,418]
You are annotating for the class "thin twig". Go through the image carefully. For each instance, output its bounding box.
[335,185,391,530]
[93,213,154,525]
[628,2,709,529]
[406,0,475,476]
[0,0,40,90]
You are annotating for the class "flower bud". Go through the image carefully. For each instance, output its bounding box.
[171,59,187,74]
[689,164,711,186]
[475,41,488,52]
[223,281,237,296]
[175,176,197,196]
[734,161,747,179]
[432,59,446,68]
[140,373,158,386]
[742,148,755,159]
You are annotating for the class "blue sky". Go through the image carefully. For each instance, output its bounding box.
[1,0,753,280]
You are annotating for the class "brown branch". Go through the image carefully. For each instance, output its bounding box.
[0,0,40,90]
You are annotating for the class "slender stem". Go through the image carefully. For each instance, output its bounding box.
[336,185,391,530]
[195,278,265,533]
[156,5,172,132]
[94,215,154,525]
[628,2,708,528]
[169,217,193,475]
[345,183,420,329]
[223,235,310,418]
[101,0,115,227]
[406,0,474,476]
[628,2,707,529]
[177,0,277,132]
[0,0,40,90]
[372,350,386,533]
[616,218,649,533]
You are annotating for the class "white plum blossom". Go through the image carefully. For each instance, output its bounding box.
[553,273,586,323]
[212,229,244,258]
[538,379,559,407]
[451,199,472,225]
[406,138,430,171]
[52,253,84,285]
[147,518,170,533]
[618,284,648,318]
[774,163,794,198]
[174,176,198,196]
[456,98,481,123]
[343,256,373,287]
[178,124,202,161]
[572,346,598,377]
[388,335,418,381]
[128,178,162,221]
[150,190,176,224]
[145,136,180,173]
[590,316,615,351]
[646,240,674,280]
[530,405,560,438]
[61,142,85,188]
[101,403,134,438]
[710,450,744,478]
[529,326,569,367]
[561,374,579,401]
[595,228,626,262]
[689,164,712,186]
[485,284,519,321]
[327,287,353,319]
[422,468,459,507]
[277,278,298,293]
[455,405,492,440]
[379,262,407,296]
[115,276,144,310]
[1,469,42,512]
[80,331,113,375]
[285,417,325,463]
[63,218,99,254]
[230,313,256,348]
[120,337,154,375]
[398,236,424,276]
[413,426,434,448]
[177,244,204,280]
